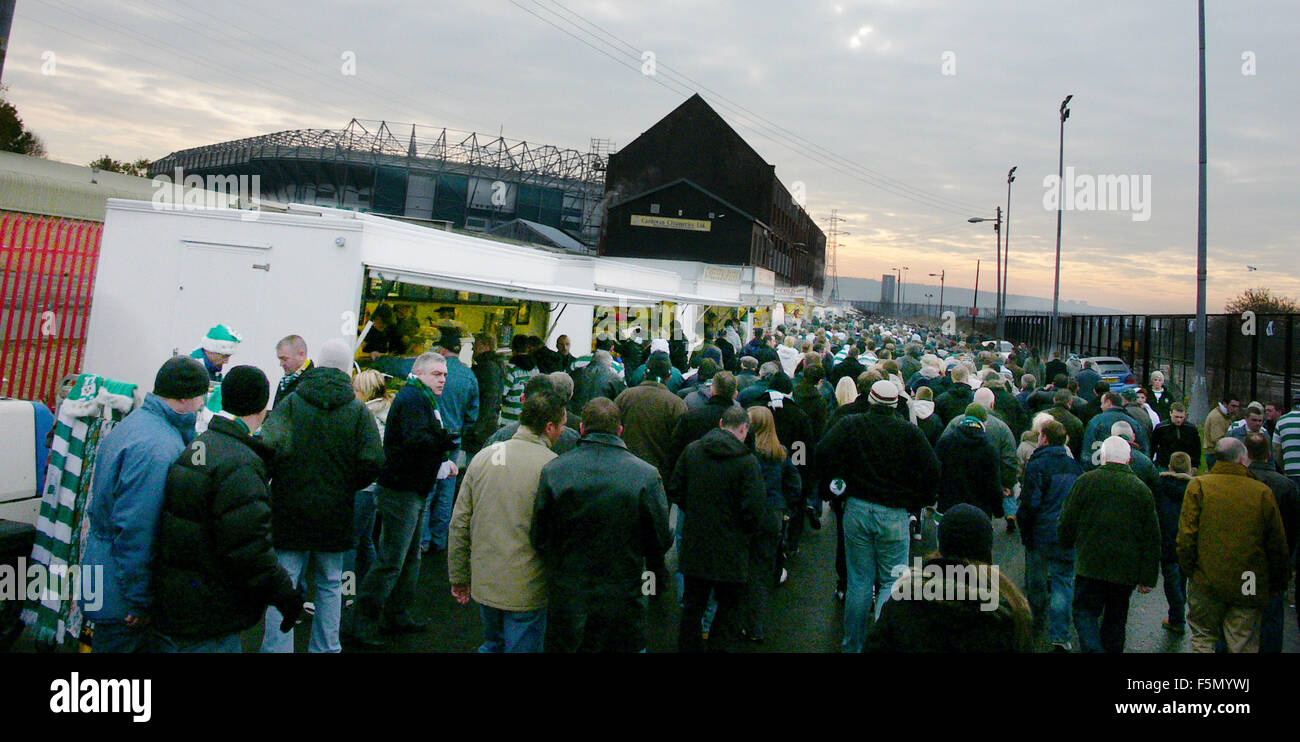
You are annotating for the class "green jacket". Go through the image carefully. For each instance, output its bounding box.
[1176,462,1290,607]
[1058,463,1160,587]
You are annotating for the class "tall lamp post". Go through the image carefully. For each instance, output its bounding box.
[968,210,1002,335]
[1002,166,1017,335]
[929,270,945,315]
[1189,1,1209,422]
[891,266,902,316]
[1051,94,1073,355]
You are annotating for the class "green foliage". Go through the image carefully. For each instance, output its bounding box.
[1224,287,1300,315]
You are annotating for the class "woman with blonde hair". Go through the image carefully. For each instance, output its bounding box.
[347,369,393,586]
[740,405,800,643]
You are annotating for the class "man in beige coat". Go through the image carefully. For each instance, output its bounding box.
[448,389,569,652]
[1177,437,1290,653]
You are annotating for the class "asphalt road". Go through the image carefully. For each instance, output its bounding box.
[12,503,1297,653]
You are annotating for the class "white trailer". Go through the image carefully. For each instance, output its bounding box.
[82,200,740,394]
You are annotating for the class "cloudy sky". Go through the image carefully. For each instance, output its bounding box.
[5,0,1296,313]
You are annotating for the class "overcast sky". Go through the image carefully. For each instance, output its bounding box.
[5,0,1296,313]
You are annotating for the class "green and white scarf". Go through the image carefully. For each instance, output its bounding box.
[22,374,136,646]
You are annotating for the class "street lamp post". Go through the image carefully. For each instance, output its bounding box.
[968,210,1002,334]
[1051,94,1073,355]
[1002,166,1017,336]
[929,270,945,315]
[1189,1,1209,422]
[891,266,902,316]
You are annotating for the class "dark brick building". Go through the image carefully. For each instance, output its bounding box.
[600,95,826,293]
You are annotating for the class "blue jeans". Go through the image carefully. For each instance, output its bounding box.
[175,633,241,653]
[841,498,911,653]
[673,508,717,631]
[261,550,346,653]
[1025,549,1074,644]
[357,486,426,627]
[478,605,547,653]
[92,621,175,653]
[1072,575,1133,653]
[345,484,379,585]
[1003,493,1020,518]
[1161,562,1187,627]
[421,450,463,550]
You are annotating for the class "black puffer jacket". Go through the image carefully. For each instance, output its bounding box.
[935,425,1005,517]
[935,383,975,425]
[261,367,386,551]
[154,416,299,641]
[668,428,770,583]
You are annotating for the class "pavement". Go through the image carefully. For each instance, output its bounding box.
[13,503,1297,653]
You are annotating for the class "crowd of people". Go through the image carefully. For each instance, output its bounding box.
[74,311,1300,653]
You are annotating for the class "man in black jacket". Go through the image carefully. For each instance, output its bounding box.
[532,398,672,653]
[1151,403,1201,470]
[934,365,976,425]
[260,339,385,653]
[935,416,1004,517]
[669,405,769,652]
[816,380,940,652]
[154,366,303,652]
[352,352,456,648]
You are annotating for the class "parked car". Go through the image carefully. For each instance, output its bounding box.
[1082,356,1141,393]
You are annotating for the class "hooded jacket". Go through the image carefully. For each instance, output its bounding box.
[82,394,198,621]
[935,383,976,425]
[260,367,386,552]
[1154,470,1192,564]
[913,398,944,448]
[1018,444,1083,554]
[154,416,299,641]
[935,425,1005,517]
[669,428,770,582]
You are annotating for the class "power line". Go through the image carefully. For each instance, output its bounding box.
[534,0,990,215]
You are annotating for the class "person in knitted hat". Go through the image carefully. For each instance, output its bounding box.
[938,503,995,563]
[153,364,305,651]
[191,324,242,383]
[80,355,210,652]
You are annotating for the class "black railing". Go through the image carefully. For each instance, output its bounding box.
[1003,313,1298,407]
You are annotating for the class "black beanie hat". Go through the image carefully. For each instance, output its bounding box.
[221,365,269,416]
[154,356,210,399]
[938,504,994,563]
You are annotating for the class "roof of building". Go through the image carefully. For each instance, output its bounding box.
[508,219,586,252]
[0,152,234,222]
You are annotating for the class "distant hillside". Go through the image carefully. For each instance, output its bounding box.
[834,276,1124,315]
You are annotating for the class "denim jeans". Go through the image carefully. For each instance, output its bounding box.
[421,450,464,551]
[262,550,346,653]
[344,484,379,586]
[1025,549,1074,644]
[841,498,911,653]
[1161,561,1187,627]
[92,621,175,654]
[478,605,547,653]
[1003,492,1020,519]
[1072,575,1134,653]
[674,509,717,631]
[356,486,426,627]
[175,632,241,653]
[680,577,743,653]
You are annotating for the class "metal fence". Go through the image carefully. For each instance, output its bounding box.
[1003,313,1298,407]
[0,212,102,408]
